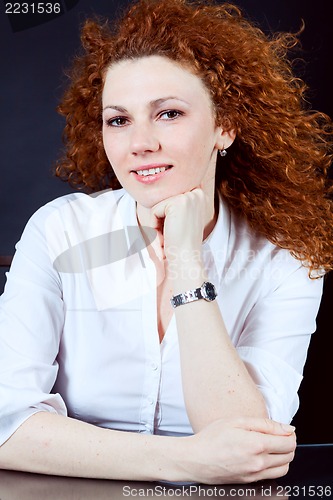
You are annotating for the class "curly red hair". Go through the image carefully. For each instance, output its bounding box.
[55,0,333,275]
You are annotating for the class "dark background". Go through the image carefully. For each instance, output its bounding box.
[0,0,332,443]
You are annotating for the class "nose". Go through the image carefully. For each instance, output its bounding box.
[129,122,160,155]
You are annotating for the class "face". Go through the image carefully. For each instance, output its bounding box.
[102,55,231,209]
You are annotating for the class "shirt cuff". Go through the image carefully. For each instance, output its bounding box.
[0,400,67,446]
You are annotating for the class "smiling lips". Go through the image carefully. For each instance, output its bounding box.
[131,165,172,181]
[137,166,168,176]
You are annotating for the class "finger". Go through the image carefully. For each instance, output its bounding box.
[245,431,296,456]
[251,460,292,483]
[235,416,296,436]
[221,459,292,486]
[267,450,295,469]
[152,198,170,220]
[241,450,295,483]
[259,449,295,472]
[256,430,296,455]
[147,202,169,232]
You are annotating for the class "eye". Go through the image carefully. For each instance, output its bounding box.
[105,116,129,127]
[159,109,183,120]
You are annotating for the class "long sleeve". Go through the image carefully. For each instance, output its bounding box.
[0,203,67,445]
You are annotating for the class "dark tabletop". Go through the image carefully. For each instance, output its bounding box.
[0,444,332,499]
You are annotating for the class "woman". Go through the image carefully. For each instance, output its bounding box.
[0,0,332,485]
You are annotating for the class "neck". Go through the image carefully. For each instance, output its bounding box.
[203,191,219,241]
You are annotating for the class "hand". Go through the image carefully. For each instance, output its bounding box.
[183,417,296,484]
[151,188,212,262]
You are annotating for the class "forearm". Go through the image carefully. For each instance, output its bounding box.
[0,412,189,481]
[0,412,297,485]
[171,258,268,432]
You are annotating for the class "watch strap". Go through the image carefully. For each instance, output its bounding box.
[170,282,216,308]
[170,287,202,308]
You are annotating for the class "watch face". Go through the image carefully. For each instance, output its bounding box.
[203,282,217,301]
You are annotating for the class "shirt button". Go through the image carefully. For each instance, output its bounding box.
[148,398,154,405]
[151,362,158,371]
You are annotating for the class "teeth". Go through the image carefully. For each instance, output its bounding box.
[136,166,167,176]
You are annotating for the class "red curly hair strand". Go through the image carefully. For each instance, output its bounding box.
[55,0,333,276]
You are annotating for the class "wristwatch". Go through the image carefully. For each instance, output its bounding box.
[170,281,217,308]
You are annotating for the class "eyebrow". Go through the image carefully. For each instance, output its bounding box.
[102,96,189,112]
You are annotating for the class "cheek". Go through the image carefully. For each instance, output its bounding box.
[103,132,121,164]
[102,129,110,156]
[102,135,121,180]
[189,138,213,166]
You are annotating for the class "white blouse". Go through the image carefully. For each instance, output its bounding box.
[0,188,323,445]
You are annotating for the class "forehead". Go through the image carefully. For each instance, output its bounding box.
[102,55,212,105]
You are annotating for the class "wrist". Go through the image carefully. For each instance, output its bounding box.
[165,245,202,266]
[170,281,217,308]
[150,434,196,482]
[172,435,203,483]
[166,435,198,483]
[167,261,206,295]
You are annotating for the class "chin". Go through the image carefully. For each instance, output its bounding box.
[136,197,164,210]
[133,190,176,210]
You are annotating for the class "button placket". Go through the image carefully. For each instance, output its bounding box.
[139,255,162,433]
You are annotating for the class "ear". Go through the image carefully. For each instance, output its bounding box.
[215,127,236,151]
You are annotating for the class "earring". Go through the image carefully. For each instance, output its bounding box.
[219,148,227,157]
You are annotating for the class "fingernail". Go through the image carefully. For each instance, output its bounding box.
[282,424,296,433]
